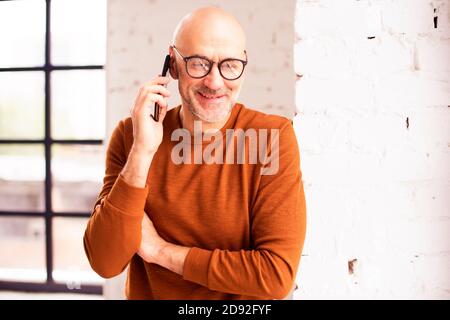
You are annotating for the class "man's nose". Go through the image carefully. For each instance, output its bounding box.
[203,64,224,91]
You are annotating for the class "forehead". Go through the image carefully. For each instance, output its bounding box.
[181,37,245,59]
[175,18,246,59]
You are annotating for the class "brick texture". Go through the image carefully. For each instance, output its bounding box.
[294,0,450,299]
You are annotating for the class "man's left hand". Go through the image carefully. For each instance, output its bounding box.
[137,213,167,264]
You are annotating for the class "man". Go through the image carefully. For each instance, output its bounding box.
[84,6,306,300]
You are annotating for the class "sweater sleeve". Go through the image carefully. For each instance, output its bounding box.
[182,120,307,299]
[83,120,149,278]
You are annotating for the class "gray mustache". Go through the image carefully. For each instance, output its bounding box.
[197,89,228,96]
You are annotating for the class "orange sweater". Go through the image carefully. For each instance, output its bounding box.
[84,103,306,299]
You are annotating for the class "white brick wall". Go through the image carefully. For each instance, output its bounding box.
[294,0,450,299]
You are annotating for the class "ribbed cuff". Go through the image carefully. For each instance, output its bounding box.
[106,174,149,215]
[182,247,212,287]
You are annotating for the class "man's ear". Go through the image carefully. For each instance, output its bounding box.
[169,54,179,79]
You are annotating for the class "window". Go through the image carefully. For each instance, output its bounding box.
[0,0,106,295]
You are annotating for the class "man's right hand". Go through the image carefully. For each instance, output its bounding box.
[120,76,171,188]
[130,76,171,155]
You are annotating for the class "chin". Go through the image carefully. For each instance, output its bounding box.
[191,102,232,123]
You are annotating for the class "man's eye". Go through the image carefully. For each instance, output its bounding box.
[224,61,239,70]
[191,59,209,68]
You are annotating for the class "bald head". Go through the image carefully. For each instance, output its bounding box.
[172,7,246,55]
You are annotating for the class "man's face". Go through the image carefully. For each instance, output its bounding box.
[173,44,246,123]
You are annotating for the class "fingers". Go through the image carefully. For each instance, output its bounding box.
[146,93,167,109]
[130,89,170,113]
[142,84,170,98]
[143,76,170,88]
[145,94,167,123]
[131,76,171,118]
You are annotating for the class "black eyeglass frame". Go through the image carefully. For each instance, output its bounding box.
[171,45,248,81]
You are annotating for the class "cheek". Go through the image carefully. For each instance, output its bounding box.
[228,82,241,95]
[180,77,201,92]
[179,78,195,95]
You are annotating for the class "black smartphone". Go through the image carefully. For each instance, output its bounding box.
[153,54,171,121]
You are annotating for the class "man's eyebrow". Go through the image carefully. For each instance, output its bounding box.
[185,50,247,62]
[184,53,211,60]
[185,53,245,61]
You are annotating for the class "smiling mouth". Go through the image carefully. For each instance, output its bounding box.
[197,91,226,100]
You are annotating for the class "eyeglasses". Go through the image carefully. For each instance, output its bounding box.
[172,45,248,81]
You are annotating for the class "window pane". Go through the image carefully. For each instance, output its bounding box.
[51,0,106,65]
[0,1,46,68]
[0,145,45,212]
[51,70,105,140]
[0,216,46,282]
[0,72,45,140]
[53,217,103,285]
[52,144,104,213]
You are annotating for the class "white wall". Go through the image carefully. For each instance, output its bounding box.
[105,0,295,299]
[294,0,450,299]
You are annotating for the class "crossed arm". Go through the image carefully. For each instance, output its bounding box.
[114,142,190,275]
[137,211,190,275]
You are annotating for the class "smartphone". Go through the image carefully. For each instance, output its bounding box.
[153,54,171,121]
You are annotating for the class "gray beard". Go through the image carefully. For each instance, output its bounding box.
[188,101,233,123]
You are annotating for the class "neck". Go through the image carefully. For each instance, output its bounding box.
[179,105,231,134]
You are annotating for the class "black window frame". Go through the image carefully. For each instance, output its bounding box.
[0,0,104,295]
